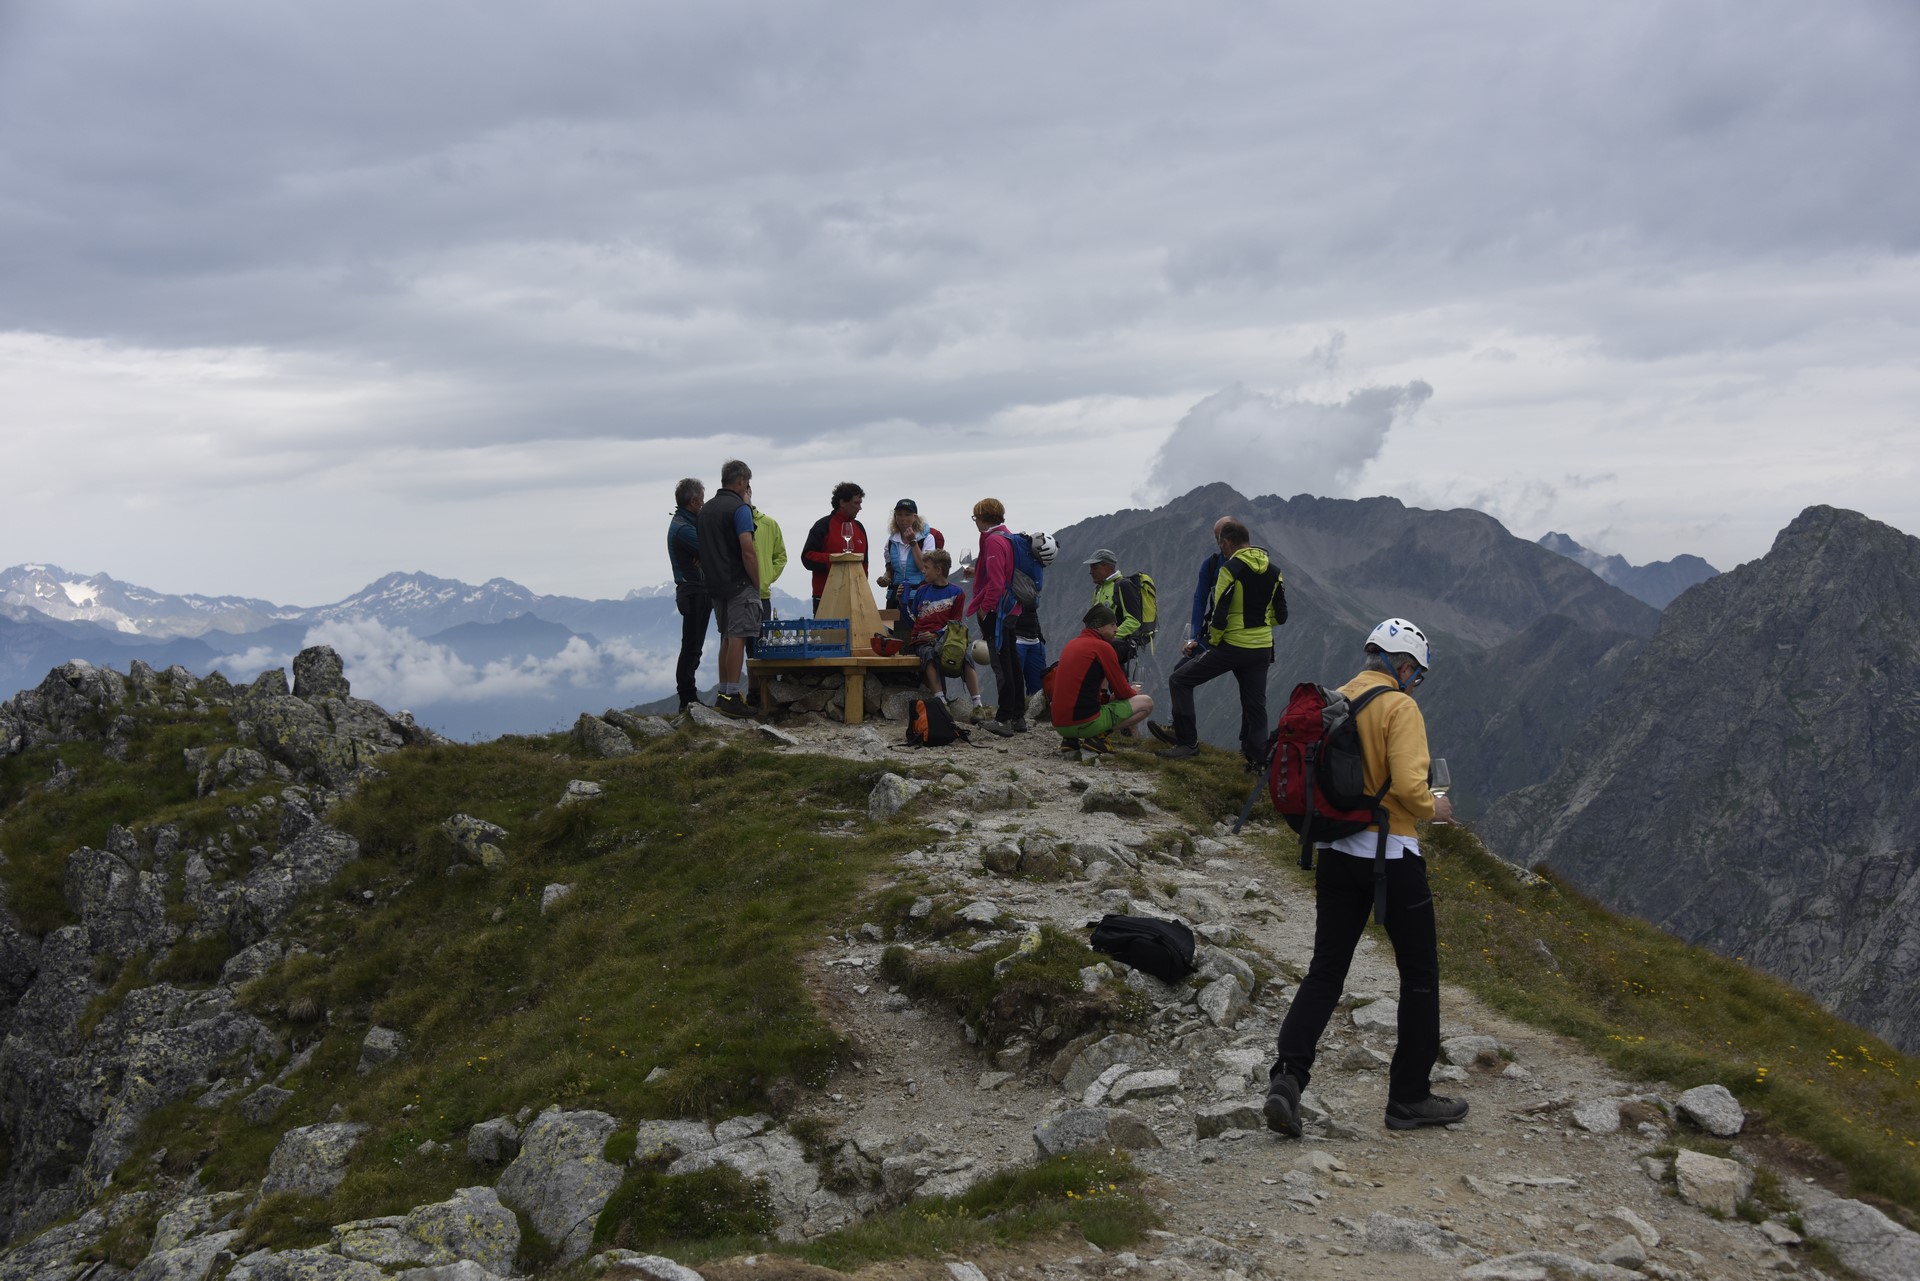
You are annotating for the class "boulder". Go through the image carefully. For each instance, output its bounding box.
[221,939,286,988]
[496,1109,623,1264]
[1672,1147,1753,1216]
[128,1228,242,1281]
[440,815,507,869]
[1196,976,1249,1028]
[1107,1069,1181,1105]
[332,1186,519,1276]
[1032,1107,1160,1156]
[542,884,575,914]
[291,647,352,701]
[240,1085,294,1125]
[668,1127,824,1224]
[604,709,674,738]
[1364,1211,1484,1261]
[1440,1035,1502,1065]
[630,1119,715,1165]
[1080,784,1148,817]
[466,1117,521,1165]
[587,1253,705,1281]
[1061,1034,1151,1095]
[227,1250,385,1280]
[868,773,926,821]
[358,1026,406,1075]
[558,780,604,806]
[1194,1100,1264,1139]
[1570,1098,1623,1135]
[260,1122,370,1199]
[572,714,636,759]
[1350,998,1398,1032]
[1460,1253,1641,1281]
[1675,1083,1745,1136]
[65,840,176,960]
[1799,1197,1920,1281]
[1593,1234,1645,1269]
[979,841,1023,875]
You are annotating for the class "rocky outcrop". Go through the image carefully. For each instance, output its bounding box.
[495,1109,623,1263]
[0,650,436,1240]
[1487,506,1920,1051]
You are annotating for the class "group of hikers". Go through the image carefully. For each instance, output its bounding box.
[667,460,1467,1136]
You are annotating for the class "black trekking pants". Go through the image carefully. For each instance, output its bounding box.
[674,585,711,709]
[981,610,1026,723]
[1169,642,1272,762]
[1272,849,1442,1105]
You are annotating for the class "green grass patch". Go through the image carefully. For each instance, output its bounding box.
[1421,822,1920,1215]
[111,730,919,1231]
[592,1165,779,1257]
[879,925,1146,1050]
[797,1151,1156,1270]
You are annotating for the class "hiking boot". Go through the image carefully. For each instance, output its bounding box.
[1056,735,1081,753]
[1080,733,1113,755]
[1263,1074,1303,1138]
[1009,719,1030,734]
[981,720,1017,737]
[1146,720,1177,745]
[1163,743,1199,760]
[713,693,756,719]
[1385,1094,1469,1130]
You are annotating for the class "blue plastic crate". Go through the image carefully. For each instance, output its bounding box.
[758,617,852,659]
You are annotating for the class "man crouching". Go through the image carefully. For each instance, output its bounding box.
[1050,605,1153,755]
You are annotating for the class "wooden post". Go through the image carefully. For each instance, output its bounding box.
[815,551,886,654]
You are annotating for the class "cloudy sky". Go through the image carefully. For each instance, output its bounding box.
[3,1,1916,604]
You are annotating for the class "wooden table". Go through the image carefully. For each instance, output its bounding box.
[747,654,924,724]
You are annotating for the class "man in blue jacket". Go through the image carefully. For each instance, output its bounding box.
[1146,516,1232,744]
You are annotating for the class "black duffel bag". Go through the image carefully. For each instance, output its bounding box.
[1088,914,1196,984]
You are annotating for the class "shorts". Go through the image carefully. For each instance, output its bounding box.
[715,584,763,639]
[1056,699,1134,739]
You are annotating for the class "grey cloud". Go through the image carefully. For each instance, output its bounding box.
[1147,380,1434,504]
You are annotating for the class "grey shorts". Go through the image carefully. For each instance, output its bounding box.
[715,585,763,639]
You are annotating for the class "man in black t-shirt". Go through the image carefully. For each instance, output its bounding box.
[695,459,761,718]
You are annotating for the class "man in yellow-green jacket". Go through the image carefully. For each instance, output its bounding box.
[1163,519,1285,767]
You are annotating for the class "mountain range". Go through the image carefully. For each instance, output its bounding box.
[1535,532,1720,609]
[1485,505,1920,1054]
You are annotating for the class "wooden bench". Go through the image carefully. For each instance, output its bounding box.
[748,654,925,725]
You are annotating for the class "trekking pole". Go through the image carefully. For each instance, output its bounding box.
[1231,730,1277,835]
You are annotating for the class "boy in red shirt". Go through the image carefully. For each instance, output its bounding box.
[1051,605,1154,753]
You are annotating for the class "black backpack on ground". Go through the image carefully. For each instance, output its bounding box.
[905,696,961,747]
[1088,914,1196,983]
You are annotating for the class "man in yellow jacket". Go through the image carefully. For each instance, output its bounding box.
[1163,519,1284,768]
[1263,617,1466,1137]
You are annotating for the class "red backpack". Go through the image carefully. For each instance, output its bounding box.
[1266,683,1402,920]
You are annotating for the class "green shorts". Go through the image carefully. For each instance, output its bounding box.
[1057,699,1133,738]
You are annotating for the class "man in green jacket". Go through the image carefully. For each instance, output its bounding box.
[1084,548,1145,668]
[1163,519,1285,768]
[753,506,787,610]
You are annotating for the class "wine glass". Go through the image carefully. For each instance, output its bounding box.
[841,525,854,553]
[1430,757,1451,796]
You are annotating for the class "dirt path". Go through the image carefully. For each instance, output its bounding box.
[726,718,1827,1281]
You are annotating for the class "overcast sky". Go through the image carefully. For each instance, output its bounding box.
[3,1,1916,604]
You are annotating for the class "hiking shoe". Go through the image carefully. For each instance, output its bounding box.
[713,693,756,719]
[1056,735,1082,753]
[1009,718,1030,734]
[981,720,1016,737]
[1080,733,1114,755]
[1385,1094,1469,1130]
[1163,743,1199,759]
[1263,1074,1303,1138]
[1147,720,1177,745]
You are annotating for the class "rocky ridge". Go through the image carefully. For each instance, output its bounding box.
[1,661,1916,1280]
[1486,505,1920,1053]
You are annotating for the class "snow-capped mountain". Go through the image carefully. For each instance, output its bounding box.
[0,564,289,638]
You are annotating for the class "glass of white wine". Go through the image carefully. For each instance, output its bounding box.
[1430,758,1452,822]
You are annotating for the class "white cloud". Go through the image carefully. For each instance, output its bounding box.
[1145,381,1433,504]
[206,619,679,709]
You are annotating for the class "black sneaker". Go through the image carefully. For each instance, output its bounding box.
[713,693,756,719]
[1163,743,1199,760]
[1385,1094,1469,1130]
[1010,719,1030,734]
[1263,1074,1303,1138]
[1146,720,1177,745]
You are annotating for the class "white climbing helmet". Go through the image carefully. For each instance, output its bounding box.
[1365,617,1431,670]
[970,639,992,666]
[1029,531,1058,566]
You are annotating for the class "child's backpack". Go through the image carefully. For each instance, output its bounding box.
[1267,681,1402,920]
[936,620,971,677]
[996,531,1048,611]
[1124,571,1158,649]
[905,696,959,747]
[1088,914,1196,984]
